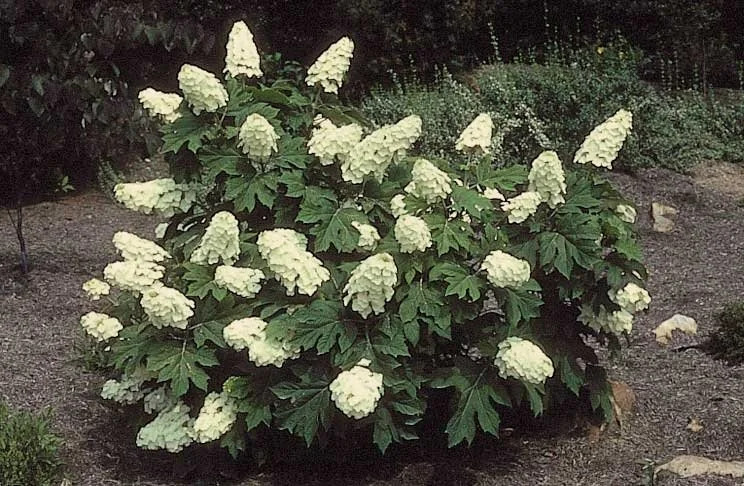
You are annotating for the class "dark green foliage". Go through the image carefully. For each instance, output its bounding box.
[705,302,744,364]
[0,402,63,486]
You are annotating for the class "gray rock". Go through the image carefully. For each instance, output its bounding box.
[651,202,678,232]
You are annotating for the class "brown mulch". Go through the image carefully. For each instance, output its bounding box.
[2,165,744,486]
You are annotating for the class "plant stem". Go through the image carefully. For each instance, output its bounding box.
[6,195,29,274]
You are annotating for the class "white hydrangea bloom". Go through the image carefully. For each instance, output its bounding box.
[190,211,240,265]
[82,278,110,300]
[136,401,195,453]
[609,282,651,313]
[104,260,164,293]
[307,117,364,165]
[101,370,149,405]
[482,187,505,201]
[394,215,432,253]
[144,386,174,414]
[137,88,182,123]
[404,158,452,204]
[257,228,330,296]
[351,221,380,251]
[80,311,123,342]
[455,113,494,154]
[494,337,554,385]
[237,113,279,158]
[224,21,262,78]
[113,232,170,263]
[140,285,195,329]
[114,178,195,217]
[579,304,634,335]
[573,109,633,169]
[177,64,228,115]
[615,204,637,223]
[329,359,384,419]
[192,392,238,443]
[305,37,354,94]
[501,191,542,224]
[482,250,531,289]
[223,317,298,367]
[343,253,398,318]
[155,222,168,240]
[527,151,567,208]
[214,265,265,298]
[341,115,422,183]
[390,194,408,218]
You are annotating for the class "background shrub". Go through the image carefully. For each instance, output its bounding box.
[705,302,744,364]
[0,402,63,486]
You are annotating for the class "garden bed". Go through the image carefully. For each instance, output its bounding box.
[1,164,743,485]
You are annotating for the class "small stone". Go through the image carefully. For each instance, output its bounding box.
[655,455,744,479]
[653,314,697,345]
[651,202,678,232]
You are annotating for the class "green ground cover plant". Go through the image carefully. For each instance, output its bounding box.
[78,21,650,464]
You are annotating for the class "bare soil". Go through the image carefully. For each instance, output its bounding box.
[2,165,744,486]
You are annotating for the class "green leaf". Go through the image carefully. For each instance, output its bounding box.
[161,112,214,153]
[110,322,159,373]
[523,384,545,416]
[398,283,443,323]
[146,343,218,397]
[430,262,484,302]
[502,287,543,327]
[273,300,356,354]
[271,371,332,446]
[538,232,573,278]
[557,355,585,396]
[297,187,364,252]
[181,263,227,301]
[476,163,528,191]
[450,185,491,218]
[199,147,245,183]
[225,173,278,212]
[427,214,474,256]
[249,87,293,106]
[278,170,306,198]
[614,237,643,262]
[194,321,227,348]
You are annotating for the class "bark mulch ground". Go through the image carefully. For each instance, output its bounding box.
[1,166,743,486]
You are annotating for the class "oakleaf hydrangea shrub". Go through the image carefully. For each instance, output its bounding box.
[80,21,649,458]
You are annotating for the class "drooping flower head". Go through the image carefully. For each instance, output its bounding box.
[214,265,265,298]
[138,88,182,123]
[257,228,330,296]
[80,311,123,342]
[223,317,299,367]
[343,253,398,318]
[573,109,633,169]
[501,191,542,224]
[190,211,240,265]
[114,178,195,217]
[390,194,408,218]
[307,117,364,166]
[136,402,195,453]
[578,304,634,335]
[609,282,651,313]
[481,250,531,289]
[494,337,554,385]
[140,284,195,329]
[82,278,110,301]
[104,260,164,293]
[351,221,381,251]
[528,151,566,208]
[237,113,279,158]
[394,215,432,253]
[404,158,452,204]
[329,359,384,419]
[224,21,262,78]
[113,232,170,263]
[482,187,505,201]
[192,391,238,443]
[455,113,494,154]
[178,64,228,115]
[305,37,354,94]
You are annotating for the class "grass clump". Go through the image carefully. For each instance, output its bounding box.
[705,302,744,364]
[0,401,63,486]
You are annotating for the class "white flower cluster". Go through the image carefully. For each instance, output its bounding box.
[329,359,384,419]
[394,215,432,253]
[615,204,637,223]
[341,115,422,183]
[101,370,149,405]
[455,113,494,154]
[113,232,170,263]
[579,304,634,335]
[223,317,298,367]
[138,88,182,123]
[214,265,265,298]
[104,260,163,293]
[190,211,241,265]
[307,117,364,166]
[114,178,195,217]
[528,151,566,208]
[404,158,452,204]
[178,64,228,115]
[482,250,531,289]
[501,191,542,224]
[494,337,554,385]
[390,194,408,218]
[80,311,122,342]
[82,278,110,300]
[305,37,354,94]
[143,386,174,414]
[351,221,381,251]
[257,228,330,296]
[573,109,633,169]
[609,282,651,313]
[140,284,195,329]
[343,253,398,318]
[482,187,505,201]
[224,21,262,78]
[136,401,195,453]
[237,113,279,158]
[192,391,238,443]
